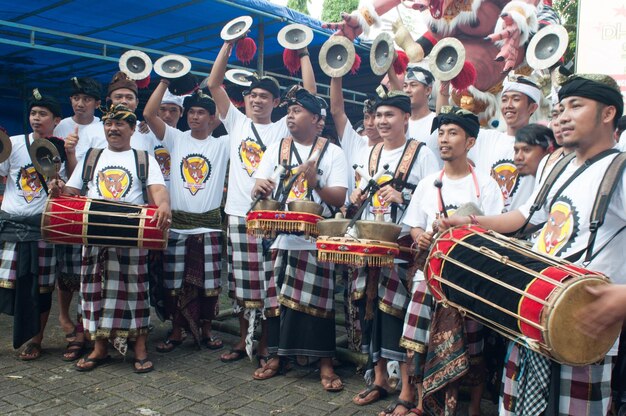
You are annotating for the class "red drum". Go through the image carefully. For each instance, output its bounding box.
[246,210,322,239]
[425,224,620,366]
[316,236,400,268]
[41,195,167,250]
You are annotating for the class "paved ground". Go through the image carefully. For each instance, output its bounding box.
[0,290,498,416]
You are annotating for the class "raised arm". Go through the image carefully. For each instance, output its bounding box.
[143,80,169,141]
[207,42,235,119]
[329,76,348,139]
[299,46,316,94]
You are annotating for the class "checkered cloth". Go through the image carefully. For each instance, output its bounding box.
[55,244,82,291]
[80,246,150,340]
[0,240,56,290]
[401,279,433,353]
[275,249,335,317]
[263,248,279,314]
[227,215,266,309]
[163,231,222,294]
[377,263,410,318]
[499,343,614,416]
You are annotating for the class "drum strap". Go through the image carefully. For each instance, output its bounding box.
[133,149,150,204]
[80,148,103,197]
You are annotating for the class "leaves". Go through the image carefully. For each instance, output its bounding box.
[321,0,359,22]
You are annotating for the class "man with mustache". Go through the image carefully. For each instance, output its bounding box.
[0,90,64,361]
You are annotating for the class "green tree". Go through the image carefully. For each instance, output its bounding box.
[287,0,309,14]
[321,0,359,22]
[553,0,578,63]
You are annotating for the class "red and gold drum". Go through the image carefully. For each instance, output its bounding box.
[425,224,620,366]
[42,195,167,250]
[246,210,322,239]
[316,236,400,268]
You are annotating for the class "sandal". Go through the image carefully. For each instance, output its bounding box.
[257,354,269,369]
[379,399,417,416]
[75,355,111,372]
[155,338,182,353]
[133,357,154,374]
[64,328,77,341]
[202,336,223,350]
[407,409,424,416]
[19,342,42,361]
[320,374,344,392]
[62,341,85,362]
[253,357,282,380]
[220,348,247,363]
[353,384,389,405]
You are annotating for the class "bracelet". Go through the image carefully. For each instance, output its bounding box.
[469,214,479,225]
[298,51,309,58]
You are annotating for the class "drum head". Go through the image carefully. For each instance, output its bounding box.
[546,277,621,366]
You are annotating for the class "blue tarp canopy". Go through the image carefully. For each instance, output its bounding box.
[0,0,376,134]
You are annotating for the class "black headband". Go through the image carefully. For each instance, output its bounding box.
[373,86,411,114]
[28,88,62,118]
[558,74,624,124]
[431,106,480,138]
[243,75,280,98]
[70,77,102,100]
[183,90,216,114]
[281,86,322,116]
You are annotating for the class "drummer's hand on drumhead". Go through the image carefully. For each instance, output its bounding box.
[438,215,470,231]
[349,188,366,206]
[152,204,172,231]
[64,126,79,154]
[417,231,433,251]
[577,284,626,338]
[47,178,65,198]
[252,179,275,199]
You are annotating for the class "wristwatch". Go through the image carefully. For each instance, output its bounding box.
[401,190,412,205]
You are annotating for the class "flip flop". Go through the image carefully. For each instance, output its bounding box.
[353,384,389,405]
[202,336,223,350]
[62,341,85,362]
[379,399,417,416]
[252,357,282,380]
[133,357,154,374]
[19,342,42,361]
[220,348,246,363]
[155,338,183,353]
[320,374,344,392]
[75,355,111,372]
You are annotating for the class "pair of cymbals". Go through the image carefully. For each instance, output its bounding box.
[119,50,194,94]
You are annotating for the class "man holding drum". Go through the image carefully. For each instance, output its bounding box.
[0,90,63,361]
[57,104,170,373]
[440,73,625,416]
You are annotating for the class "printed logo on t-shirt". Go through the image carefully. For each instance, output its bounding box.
[284,167,308,202]
[154,145,170,181]
[16,164,44,203]
[238,137,265,177]
[97,166,132,200]
[491,160,520,207]
[537,196,579,256]
[370,173,394,215]
[181,153,211,195]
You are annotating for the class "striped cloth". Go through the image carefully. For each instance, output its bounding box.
[274,249,335,318]
[400,280,433,353]
[377,263,410,319]
[227,215,266,309]
[0,240,56,291]
[80,246,150,340]
[499,343,613,416]
[163,231,222,295]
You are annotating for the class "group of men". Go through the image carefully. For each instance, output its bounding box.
[1,13,626,416]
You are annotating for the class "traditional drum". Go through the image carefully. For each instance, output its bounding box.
[41,195,167,249]
[425,224,621,366]
[246,210,322,239]
[317,236,400,267]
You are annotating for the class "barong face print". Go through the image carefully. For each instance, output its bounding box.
[154,145,171,180]
[97,166,132,200]
[491,160,520,208]
[16,164,44,203]
[284,166,308,203]
[238,137,265,177]
[537,196,579,256]
[181,153,211,195]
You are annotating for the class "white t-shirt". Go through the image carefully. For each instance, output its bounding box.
[0,134,65,216]
[66,148,165,205]
[518,151,626,355]
[469,129,533,212]
[340,120,369,192]
[161,125,229,233]
[255,138,348,251]
[53,116,101,140]
[403,169,504,280]
[220,102,289,217]
[357,140,439,232]
[618,131,626,151]
[408,112,441,168]
[75,122,155,162]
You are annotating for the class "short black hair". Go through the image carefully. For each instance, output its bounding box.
[514,123,554,150]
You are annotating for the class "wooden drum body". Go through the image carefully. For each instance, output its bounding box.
[246,210,322,239]
[316,236,399,268]
[425,224,620,366]
[42,195,167,250]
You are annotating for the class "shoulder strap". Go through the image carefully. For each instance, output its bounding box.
[80,148,103,196]
[279,137,292,166]
[133,149,149,204]
[368,143,384,177]
[393,139,423,191]
[311,137,329,170]
[250,122,266,149]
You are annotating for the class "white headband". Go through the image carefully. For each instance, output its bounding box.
[161,89,185,108]
[502,79,542,104]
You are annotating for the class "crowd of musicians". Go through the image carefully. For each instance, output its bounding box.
[2,5,626,416]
